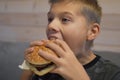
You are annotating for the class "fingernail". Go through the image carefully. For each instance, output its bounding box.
[30,47,34,51]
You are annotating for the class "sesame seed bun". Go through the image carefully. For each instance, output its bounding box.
[25,41,57,76]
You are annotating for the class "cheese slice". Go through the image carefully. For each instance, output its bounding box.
[18,60,30,70]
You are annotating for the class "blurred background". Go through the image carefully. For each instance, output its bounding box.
[0,0,120,80]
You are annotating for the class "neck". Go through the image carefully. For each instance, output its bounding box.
[77,51,96,65]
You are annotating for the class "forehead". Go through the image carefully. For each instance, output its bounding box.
[49,1,83,15]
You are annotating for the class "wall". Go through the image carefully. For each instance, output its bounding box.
[0,0,49,42]
[0,0,120,52]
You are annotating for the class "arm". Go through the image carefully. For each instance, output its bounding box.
[20,70,33,80]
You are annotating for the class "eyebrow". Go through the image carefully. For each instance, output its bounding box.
[47,11,74,17]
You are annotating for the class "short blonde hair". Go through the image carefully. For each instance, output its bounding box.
[49,0,102,24]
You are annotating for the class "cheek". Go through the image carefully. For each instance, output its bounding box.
[63,28,88,53]
[63,27,87,41]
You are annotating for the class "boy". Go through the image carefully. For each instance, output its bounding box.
[20,0,120,80]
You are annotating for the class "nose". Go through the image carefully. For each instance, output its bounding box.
[46,19,60,34]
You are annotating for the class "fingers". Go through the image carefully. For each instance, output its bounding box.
[30,41,43,47]
[45,41,66,57]
[50,67,61,74]
[24,47,34,55]
[25,40,43,54]
[38,49,62,66]
[38,39,73,67]
[25,39,71,65]
[30,40,47,47]
[24,39,51,56]
[42,39,72,57]
[54,39,71,52]
[25,39,71,57]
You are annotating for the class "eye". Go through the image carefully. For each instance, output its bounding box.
[62,17,71,23]
[48,17,53,23]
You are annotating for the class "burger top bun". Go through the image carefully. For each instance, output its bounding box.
[25,41,57,65]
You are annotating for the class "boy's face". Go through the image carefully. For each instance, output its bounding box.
[46,2,89,54]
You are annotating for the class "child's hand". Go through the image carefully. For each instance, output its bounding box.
[38,39,90,80]
[24,40,47,55]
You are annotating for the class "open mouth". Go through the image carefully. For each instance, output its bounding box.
[48,36,58,40]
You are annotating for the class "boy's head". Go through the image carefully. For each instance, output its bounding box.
[49,0,102,24]
[47,0,102,54]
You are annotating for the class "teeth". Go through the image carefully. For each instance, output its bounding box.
[49,36,57,40]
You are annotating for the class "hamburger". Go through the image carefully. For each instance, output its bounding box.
[24,41,57,76]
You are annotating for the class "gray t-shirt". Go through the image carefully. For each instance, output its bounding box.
[32,55,120,80]
[85,55,120,80]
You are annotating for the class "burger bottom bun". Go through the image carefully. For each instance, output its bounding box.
[27,62,56,76]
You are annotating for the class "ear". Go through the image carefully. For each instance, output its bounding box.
[87,23,100,40]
